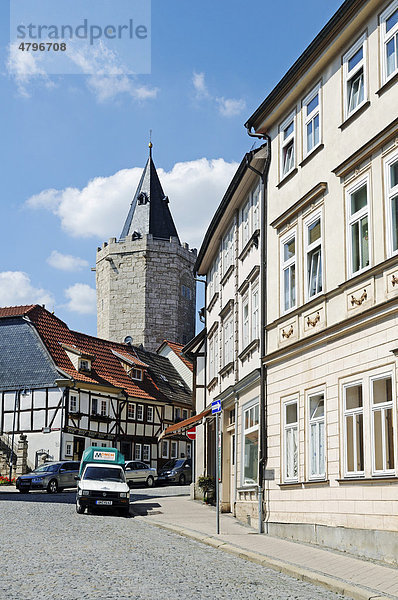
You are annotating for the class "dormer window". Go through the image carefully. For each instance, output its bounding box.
[79,359,91,373]
[138,192,148,205]
[129,367,143,381]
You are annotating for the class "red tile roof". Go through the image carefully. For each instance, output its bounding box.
[161,340,193,372]
[3,304,176,402]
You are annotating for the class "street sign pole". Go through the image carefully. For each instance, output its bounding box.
[215,411,220,535]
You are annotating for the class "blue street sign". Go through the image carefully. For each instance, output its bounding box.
[212,400,222,414]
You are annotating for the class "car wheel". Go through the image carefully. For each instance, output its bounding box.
[76,499,85,514]
[179,474,186,485]
[119,506,130,517]
[146,476,155,488]
[47,479,58,494]
[19,489,29,494]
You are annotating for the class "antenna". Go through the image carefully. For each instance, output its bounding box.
[149,129,153,157]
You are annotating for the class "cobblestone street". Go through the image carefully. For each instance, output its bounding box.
[0,489,345,600]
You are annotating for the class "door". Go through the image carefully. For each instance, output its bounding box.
[121,442,132,461]
[230,433,236,507]
[73,437,85,461]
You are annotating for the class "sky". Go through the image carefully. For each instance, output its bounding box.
[0,0,343,338]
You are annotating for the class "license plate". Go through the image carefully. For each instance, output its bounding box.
[96,500,112,505]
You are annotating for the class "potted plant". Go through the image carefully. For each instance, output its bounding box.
[197,475,215,504]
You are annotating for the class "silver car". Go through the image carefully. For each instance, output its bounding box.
[16,461,80,493]
[124,461,157,488]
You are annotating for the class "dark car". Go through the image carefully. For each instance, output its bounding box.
[157,458,192,485]
[16,461,80,493]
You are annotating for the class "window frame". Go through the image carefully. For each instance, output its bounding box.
[283,398,299,483]
[241,399,260,486]
[343,381,365,477]
[223,312,234,367]
[171,441,178,459]
[134,443,142,461]
[302,82,322,158]
[161,440,169,459]
[130,367,143,381]
[279,110,296,180]
[342,33,368,121]
[380,0,398,84]
[127,402,136,420]
[307,390,326,480]
[241,293,250,350]
[147,405,154,422]
[143,444,151,463]
[65,442,72,456]
[222,222,234,276]
[370,374,395,476]
[69,393,78,413]
[136,404,144,421]
[251,284,259,341]
[385,150,398,257]
[346,174,371,277]
[304,210,323,301]
[280,229,297,314]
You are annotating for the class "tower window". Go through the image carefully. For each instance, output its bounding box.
[137,192,148,205]
[182,285,192,300]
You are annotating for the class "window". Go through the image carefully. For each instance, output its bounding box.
[182,285,192,300]
[171,441,177,459]
[186,444,191,458]
[92,442,98,447]
[251,285,259,340]
[280,111,295,178]
[65,442,72,456]
[371,376,394,474]
[381,1,398,83]
[385,152,398,255]
[79,359,91,372]
[303,83,321,157]
[281,233,296,312]
[347,178,370,275]
[143,444,150,462]
[308,392,325,479]
[91,398,98,416]
[161,440,169,458]
[137,404,143,421]
[100,400,107,417]
[305,214,322,299]
[147,406,153,422]
[343,383,364,476]
[134,443,142,461]
[343,34,367,119]
[241,199,250,248]
[223,313,234,366]
[242,294,249,349]
[128,403,135,420]
[182,409,188,420]
[69,394,78,413]
[208,256,219,301]
[284,400,298,482]
[129,368,143,381]
[208,329,219,381]
[242,402,259,485]
[222,223,234,276]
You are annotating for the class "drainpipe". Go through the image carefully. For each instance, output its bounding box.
[245,129,271,534]
[234,392,239,511]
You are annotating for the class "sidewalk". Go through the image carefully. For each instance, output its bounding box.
[132,495,398,600]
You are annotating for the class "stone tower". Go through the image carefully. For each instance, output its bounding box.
[96,145,197,352]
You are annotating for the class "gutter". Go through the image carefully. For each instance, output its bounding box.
[245,133,271,533]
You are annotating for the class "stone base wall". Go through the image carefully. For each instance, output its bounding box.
[267,521,398,567]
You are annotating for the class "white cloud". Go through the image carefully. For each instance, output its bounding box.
[192,71,246,118]
[7,42,52,97]
[64,283,96,314]
[26,158,239,249]
[47,251,89,272]
[0,271,54,307]
[216,97,246,118]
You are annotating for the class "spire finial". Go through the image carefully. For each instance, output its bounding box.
[149,129,153,157]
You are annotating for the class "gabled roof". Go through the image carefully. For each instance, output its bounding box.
[157,340,194,372]
[0,305,36,318]
[120,154,180,242]
[0,305,192,406]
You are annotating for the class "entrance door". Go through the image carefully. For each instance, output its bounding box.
[230,433,236,508]
[121,442,132,461]
[73,437,85,461]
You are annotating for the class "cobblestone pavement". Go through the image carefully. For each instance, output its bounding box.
[0,492,345,600]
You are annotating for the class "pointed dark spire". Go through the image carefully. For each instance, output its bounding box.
[120,149,180,243]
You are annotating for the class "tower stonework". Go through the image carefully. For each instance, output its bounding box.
[96,151,196,352]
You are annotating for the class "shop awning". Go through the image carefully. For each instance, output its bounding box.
[158,407,212,440]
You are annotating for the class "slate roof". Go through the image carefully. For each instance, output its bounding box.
[0,317,59,391]
[0,305,192,406]
[119,155,180,242]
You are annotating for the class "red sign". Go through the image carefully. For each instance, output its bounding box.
[186,427,196,440]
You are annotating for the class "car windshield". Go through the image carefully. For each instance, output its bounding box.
[83,466,125,482]
[162,459,185,470]
[33,464,59,474]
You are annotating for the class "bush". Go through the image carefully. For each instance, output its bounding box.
[0,475,16,486]
[197,475,215,503]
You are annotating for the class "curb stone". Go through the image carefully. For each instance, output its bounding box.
[141,519,397,600]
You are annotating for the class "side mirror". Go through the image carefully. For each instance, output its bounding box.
[74,475,80,481]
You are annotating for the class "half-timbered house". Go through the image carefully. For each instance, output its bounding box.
[0,305,193,470]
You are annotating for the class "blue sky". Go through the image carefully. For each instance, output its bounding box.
[1,0,342,338]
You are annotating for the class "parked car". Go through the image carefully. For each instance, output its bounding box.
[124,461,157,488]
[16,461,80,493]
[157,458,191,485]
